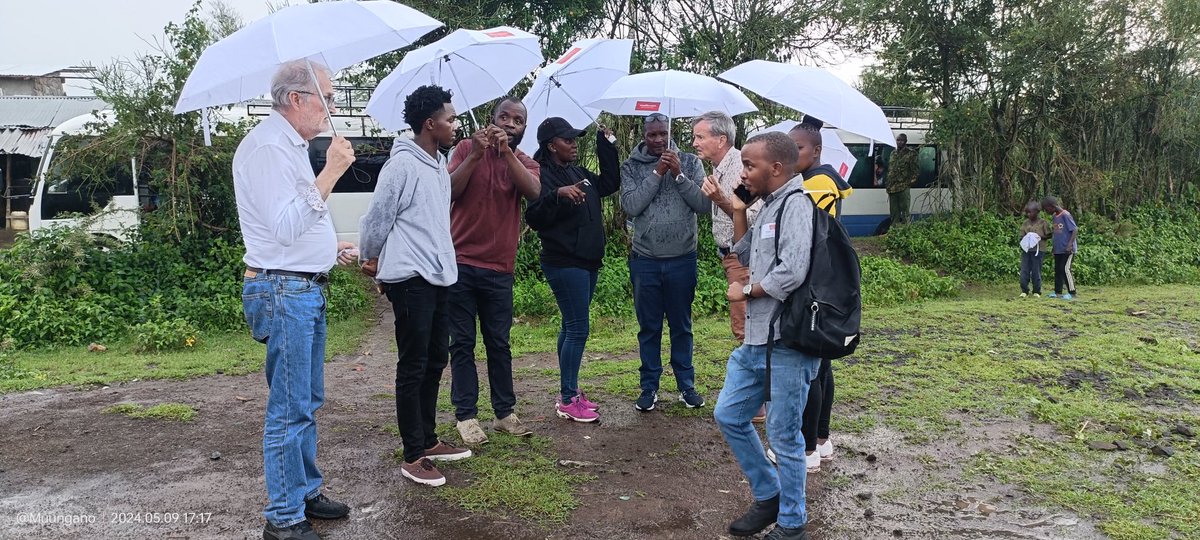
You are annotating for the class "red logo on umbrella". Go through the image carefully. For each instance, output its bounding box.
[839,163,849,177]
[635,101,661,112]
[557,48,582,64]
[485,30,514,38]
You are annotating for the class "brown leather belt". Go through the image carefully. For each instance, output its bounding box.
[246,267,329,286]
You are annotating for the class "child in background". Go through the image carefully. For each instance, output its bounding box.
[1018,201,1051,298]
[1042,196,1079,299]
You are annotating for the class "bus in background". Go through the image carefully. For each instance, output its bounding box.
[835,108,949,236]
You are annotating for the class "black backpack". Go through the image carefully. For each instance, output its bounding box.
[765,190,862,400]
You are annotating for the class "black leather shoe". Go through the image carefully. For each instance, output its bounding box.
[263,520,320,540]
[304,493,350,520]
[765,525,811,540]
[728,494,780,536]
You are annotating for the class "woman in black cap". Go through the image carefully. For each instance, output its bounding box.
[524,117,621,422]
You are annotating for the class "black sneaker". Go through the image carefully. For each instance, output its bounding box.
[635,390,658,411]
[728,494,780,536]
[264,520,321,540]
[680,389,705,408]
[304,493,349,520]
[765,525,810,540]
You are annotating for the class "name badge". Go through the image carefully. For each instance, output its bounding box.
[762,222,777,239]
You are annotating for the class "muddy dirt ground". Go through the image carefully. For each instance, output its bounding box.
[0,303,1100,539]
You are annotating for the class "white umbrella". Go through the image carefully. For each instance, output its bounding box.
[518,38,633,156]
[174,0,442,114]
[587,70,757,120]
[718,60,895,148]
[365,26,543,131]
[750,120,858,179]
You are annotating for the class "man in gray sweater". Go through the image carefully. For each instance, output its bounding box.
[620,113,710,412]
[359,85,472,489]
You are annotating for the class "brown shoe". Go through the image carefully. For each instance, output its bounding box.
[424,440,472,462]
[752,404,767,424]
[400,458,445,487]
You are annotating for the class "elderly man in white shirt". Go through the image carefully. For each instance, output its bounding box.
[233,59,356,540]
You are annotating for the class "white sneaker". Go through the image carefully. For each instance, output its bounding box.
[766,447,776,464]
[456,418,488,446]
[1019,293,1028,298]
[817,439,834,461]
[806,451,821,472]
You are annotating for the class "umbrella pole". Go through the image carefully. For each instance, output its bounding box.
[304,60,338,137]
[444,57,479,128]
[551,76,600,127]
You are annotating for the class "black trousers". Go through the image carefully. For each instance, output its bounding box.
[386,277,450,464]
[447,264,517,422]
[802,358,834,452]
[1054,253,1076,295]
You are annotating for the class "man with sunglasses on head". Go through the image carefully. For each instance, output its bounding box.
[234,59,357,540]
[620,112,710,412]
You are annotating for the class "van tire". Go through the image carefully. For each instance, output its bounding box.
[874,218,892,236]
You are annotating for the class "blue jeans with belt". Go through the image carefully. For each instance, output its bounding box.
[243,273,327,528]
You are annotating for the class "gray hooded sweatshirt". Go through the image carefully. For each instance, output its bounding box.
[619,143,710,258]
[358,137,457,286]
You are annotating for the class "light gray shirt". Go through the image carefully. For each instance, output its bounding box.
[734,176,814,345]
[233,112,336,273]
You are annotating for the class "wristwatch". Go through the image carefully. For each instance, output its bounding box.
[742,283,753,299]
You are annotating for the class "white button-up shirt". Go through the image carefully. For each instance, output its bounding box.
[233,111,335,273]
[710,147,762,249]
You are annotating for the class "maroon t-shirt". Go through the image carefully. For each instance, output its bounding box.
[448,139,540,274]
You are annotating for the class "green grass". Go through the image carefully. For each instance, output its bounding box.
[103,402,197,421]
[396,433,593,524]
[0,309,373,394]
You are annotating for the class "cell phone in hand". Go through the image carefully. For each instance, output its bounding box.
[575,179,592,188]
[733,185,755,205]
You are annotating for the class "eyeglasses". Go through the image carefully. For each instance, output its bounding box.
[295,90,336,107]
[644,113,669,123]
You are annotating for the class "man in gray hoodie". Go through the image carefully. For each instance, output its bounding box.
[620,113,710,412]
[359,85,472,488]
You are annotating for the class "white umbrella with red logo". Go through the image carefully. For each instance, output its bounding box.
[366,26,543,130]
[586,70,757,139]
[750,120,859,180]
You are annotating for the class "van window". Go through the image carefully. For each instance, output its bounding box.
[308,137,392,193]
[844,143,939,189]
[41,135,136,220]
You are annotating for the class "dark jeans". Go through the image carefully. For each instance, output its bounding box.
[801,358,834,452]
[448,264,516,422]
[385,277,449,464]
[1020,250,1045,294]
[1054,253,1076,295]
[542,264,598,404]
[629,251,698,394]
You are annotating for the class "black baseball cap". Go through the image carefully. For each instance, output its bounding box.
[537,117,586,145]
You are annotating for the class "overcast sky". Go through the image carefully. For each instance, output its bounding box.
[0,0,865,96]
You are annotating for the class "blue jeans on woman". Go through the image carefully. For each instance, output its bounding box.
[628,251,698,394]
[714,343,821,529]
[242,273,328,528]
[542,264,598,404]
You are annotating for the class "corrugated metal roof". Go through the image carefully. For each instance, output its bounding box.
[0,96,108,129]
[0,127,52,157]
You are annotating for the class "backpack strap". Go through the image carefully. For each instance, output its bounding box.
[764,188,805,402]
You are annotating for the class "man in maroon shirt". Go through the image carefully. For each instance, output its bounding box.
[447,97,541,445]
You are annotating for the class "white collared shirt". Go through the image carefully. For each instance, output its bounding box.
[233,111,335,273]
[711,147,762,248]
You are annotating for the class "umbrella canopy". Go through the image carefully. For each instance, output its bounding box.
[518,38,633,156]
[365,26,543,131]
[175,0,442,113]
[586,70,757,119]
[750,120,858,179]
[718,60,895,147]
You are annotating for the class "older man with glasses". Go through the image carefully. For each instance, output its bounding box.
[620,113,710,412]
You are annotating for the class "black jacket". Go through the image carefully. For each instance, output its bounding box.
[524,131,621,270]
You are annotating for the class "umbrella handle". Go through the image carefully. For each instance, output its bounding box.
[304,61,338,138]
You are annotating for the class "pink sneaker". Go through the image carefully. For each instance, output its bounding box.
[556,397,599,423]
[575,392,599,411]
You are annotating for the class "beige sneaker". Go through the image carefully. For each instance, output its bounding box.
[494,413,533,437]
[456,418,489,445]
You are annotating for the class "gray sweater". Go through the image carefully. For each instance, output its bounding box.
[619,143,710,258]
[358,137,457,286]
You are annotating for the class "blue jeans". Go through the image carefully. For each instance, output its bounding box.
[542,264,597,404]
[243,274,327,528]
[714,343,820,529]
[629,251,698,393]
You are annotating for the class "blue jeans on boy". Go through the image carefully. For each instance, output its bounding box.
[714,343,820,529]
[1020,250,1044,294]
[542,264,598,403]
[628,251,698,394]
[243,274,327,528]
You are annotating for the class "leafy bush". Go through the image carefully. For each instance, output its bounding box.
[861,256,960,308]
[0,226,371,349]
[885,206,1200,285]
[132,318,201,352]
